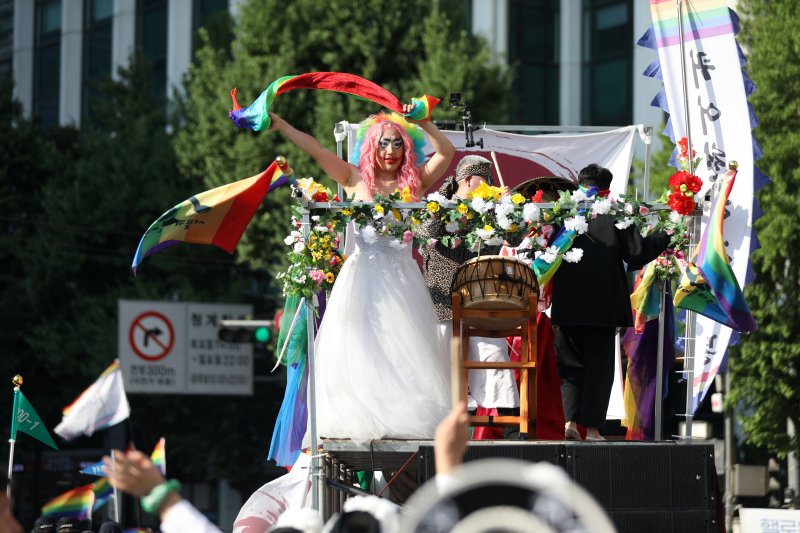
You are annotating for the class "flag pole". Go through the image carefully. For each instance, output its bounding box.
[6,375,23,499]
[676,0,697,442]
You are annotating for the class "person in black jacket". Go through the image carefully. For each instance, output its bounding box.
[551,164,669,441]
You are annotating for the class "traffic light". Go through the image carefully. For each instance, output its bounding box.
[218,320,274,344]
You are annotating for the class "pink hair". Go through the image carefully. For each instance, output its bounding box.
[358,120,422,201]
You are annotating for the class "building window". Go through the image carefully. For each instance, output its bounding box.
[508,0,560,125]
[581,0,633,125]
[83,0,113,120]
[0,0,13,79]
[192,0,229,54]
[136,0,167,100]
[34,0,61,127]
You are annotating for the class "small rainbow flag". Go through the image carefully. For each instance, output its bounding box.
[151,437,166,475]
[132,159,287,272]
[649,0,733,48]
[674,169,756,332]
[229,72,439,131]
[92,477,114,511]
[42,483,95,519]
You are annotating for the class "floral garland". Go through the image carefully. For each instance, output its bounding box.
[279,140,703,295]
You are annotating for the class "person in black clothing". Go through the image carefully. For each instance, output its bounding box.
[551,164,670,440]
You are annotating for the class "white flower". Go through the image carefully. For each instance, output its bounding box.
[426,192,454,207]
[564,216,588,234]
[592,198,612,215]
[615,217,634,230]
[284,231,301,245]
[293,241,305,253]
[485,236,505,246]
[497,214,513,230]
[311,215,320,222]
[571,189,589,203]
[445,220,460,233]
[669,211,682,223]
[471,197,493,214]
[564,248,584,263]
[541,246,559,264]
[361,225,378,244]
[314,225,329,233]
[468,240,482,252]
[522,203,540,223]
[494,202,514,219]
[624,203,634,215]
[535,234,549,248]
[476,227,496,240]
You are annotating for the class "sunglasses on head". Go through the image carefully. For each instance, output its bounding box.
[378,138,404,149]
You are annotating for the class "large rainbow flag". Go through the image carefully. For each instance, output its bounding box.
[132,159,288,272]
[42,483,95,519]
[673,169,757,333]
[229,72,439,131]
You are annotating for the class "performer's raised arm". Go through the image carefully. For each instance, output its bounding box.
[268,112,357,187]
[403,102,456,193]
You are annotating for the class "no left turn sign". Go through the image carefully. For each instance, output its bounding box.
[129,311,175,361]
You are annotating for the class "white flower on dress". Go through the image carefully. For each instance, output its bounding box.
[564,248,584,263]
[361,225,378,244]
[564,216,588,234]
[522,203,540,224]
[571,189,589,203]
[445,220,460,233]
[426,192,454,207]
[615,217,634,230]
[592,198,612,216]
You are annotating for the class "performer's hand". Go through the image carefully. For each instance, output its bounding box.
[268,112,286,132]
[434,401,470,475]
[402,102,425,123]
[103,449,165,498]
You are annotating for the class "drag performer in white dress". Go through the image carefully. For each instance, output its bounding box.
[268,108,455,441]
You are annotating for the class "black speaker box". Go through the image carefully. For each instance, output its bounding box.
[417,442,721,533]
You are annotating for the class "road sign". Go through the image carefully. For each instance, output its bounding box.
[119,300,253,395]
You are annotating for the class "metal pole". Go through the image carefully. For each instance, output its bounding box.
[7,380,21,499]
[6,439,14,499]
[302,203,320,511]
[642,126,653,202]
[724,371,735,532]
[654,282,667,441]
[677,0,695,176]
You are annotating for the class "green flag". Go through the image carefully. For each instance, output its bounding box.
[11,389,58,449]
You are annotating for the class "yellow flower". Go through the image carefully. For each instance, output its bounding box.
[426,202,440,213]
[375,204,385,215]
[341,208,353,216]
[398,186,413,203]
[456,203,468,215]
[483,224,494,232]
[325,272,335,283]
[410,216,420,225]
[509,224,519,232]
[512,193,525,205]
[469,181,504,201]
[466,212,474,220]
[392,208,402,221]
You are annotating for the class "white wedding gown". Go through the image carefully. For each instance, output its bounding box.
[313,224,451,442]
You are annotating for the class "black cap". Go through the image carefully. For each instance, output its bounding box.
[33,516,56,532]
[54,517,83,533]
[97,521,123,533]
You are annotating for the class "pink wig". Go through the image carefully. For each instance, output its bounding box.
[357,118,422,201]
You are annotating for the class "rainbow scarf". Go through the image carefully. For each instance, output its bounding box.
[629,263,662,333]
[132,159,287,272]
[229,72,439,131]
[151,437,166,475]
[42,483,95,519]
[673,169,757,332]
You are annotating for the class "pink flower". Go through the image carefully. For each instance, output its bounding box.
[451,237,462,249]
[402,230,414,245]
[675,250,685,260]
[624,203,634,215]
[541,225,554,236]
[309,269,325,285]
[638,205,650,216]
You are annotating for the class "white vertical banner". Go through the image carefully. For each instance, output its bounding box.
[648,0,755,410]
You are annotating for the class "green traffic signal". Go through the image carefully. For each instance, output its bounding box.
[254,326,271,344]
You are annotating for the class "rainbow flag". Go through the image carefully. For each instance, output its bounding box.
[229,72,439,131]
[151,437,166,475]
[132,159,287,272]
[649,0,734,48]
[629,262,662,333]
[42,483,95,519]
[674,169,757,332]
[92,477,114,511]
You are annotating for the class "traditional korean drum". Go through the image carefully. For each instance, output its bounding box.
[451,255,538,330]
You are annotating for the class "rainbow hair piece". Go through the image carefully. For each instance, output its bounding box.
[229,72,439,131]
[348,112,427,166]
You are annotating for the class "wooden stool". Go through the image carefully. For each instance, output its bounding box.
[452,293,538,438]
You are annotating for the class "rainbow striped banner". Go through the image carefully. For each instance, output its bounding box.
[42,483,95,519]
[650,0,734,48]
[674,169,756,332]
[229,72,439,131]
[132,159,287,272]
[151,437,166,475]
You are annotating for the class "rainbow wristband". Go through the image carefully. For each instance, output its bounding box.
[141,479,182,514]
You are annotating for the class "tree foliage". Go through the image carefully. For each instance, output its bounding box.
[727,0,800,458]
[174,0,512,275]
